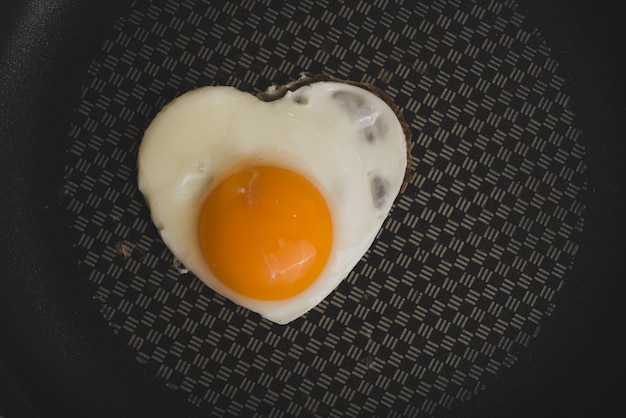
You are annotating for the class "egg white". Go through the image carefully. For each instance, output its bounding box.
[137,81,407,324]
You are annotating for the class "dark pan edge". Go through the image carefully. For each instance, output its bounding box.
[0,1,207,417]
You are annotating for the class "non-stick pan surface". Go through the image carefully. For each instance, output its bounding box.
[1,0,624,417]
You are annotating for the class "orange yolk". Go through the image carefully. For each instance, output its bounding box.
[198,165,333,300]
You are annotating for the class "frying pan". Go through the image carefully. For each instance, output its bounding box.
[1,0,624,417]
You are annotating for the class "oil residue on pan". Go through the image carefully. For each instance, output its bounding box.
[62,0,585,415]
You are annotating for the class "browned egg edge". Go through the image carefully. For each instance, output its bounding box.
[256,73,413,192]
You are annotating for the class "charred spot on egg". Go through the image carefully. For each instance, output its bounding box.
[258,72,412,189]
[137,74,411,324]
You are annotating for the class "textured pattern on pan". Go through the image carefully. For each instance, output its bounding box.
[63,0,586,415]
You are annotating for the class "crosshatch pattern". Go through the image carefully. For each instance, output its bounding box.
[63,0,586,415]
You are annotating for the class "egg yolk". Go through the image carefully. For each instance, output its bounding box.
[198,165,333,300]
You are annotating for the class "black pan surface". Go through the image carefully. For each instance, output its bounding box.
[1,1,624,417]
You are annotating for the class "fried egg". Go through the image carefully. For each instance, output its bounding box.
[137,76,409,324]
